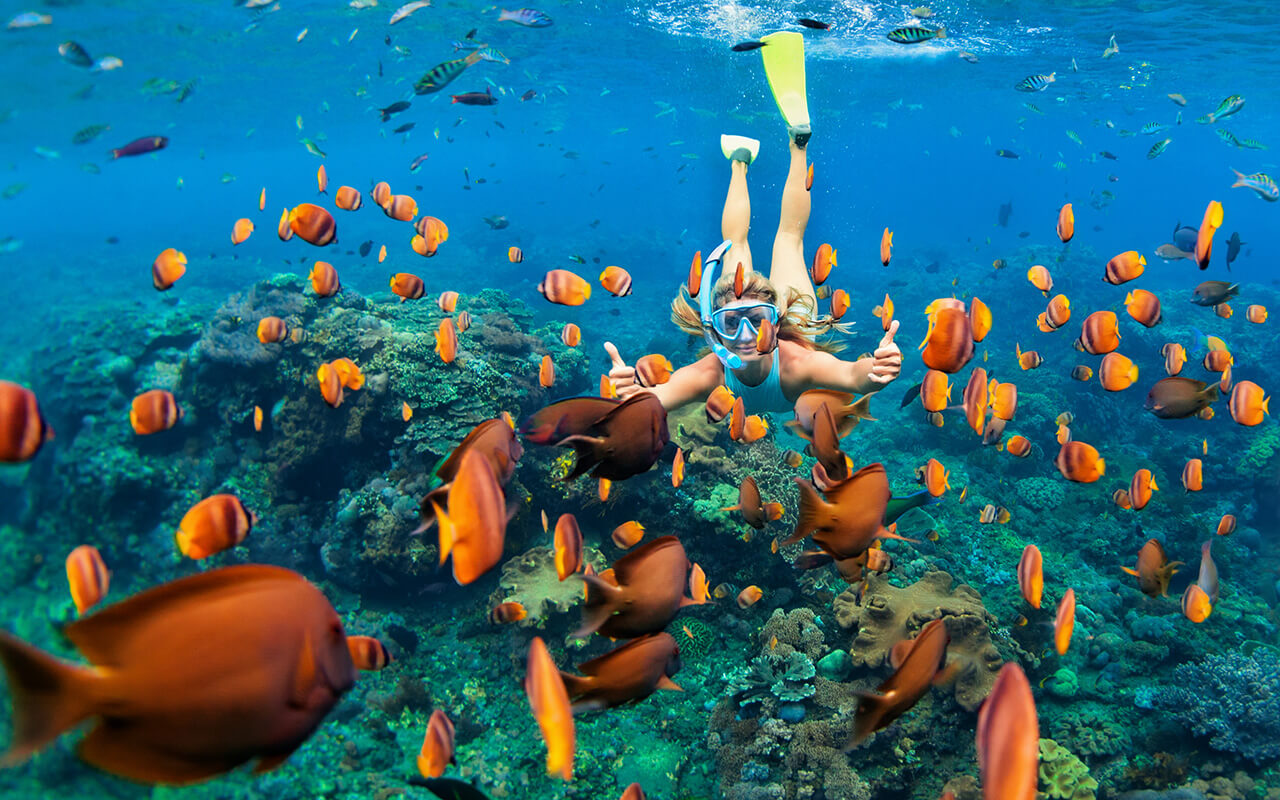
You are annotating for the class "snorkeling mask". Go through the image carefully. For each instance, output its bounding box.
[699,240,780,369]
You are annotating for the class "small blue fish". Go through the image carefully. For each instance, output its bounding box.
[498,7,552,27]
[1141,122,1167,135]
[1015,73,1056,92]
[1203,94,1244,124]
[1147,138,1172,160]
[476,47,509,64]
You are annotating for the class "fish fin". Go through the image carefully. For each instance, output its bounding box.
[932,662,960,686]
[900,383,922,408]
[554,434,604,481]
[846,690,891,749]
[434,501,454,565]
[657,675,684,692]
[572,575,621,638]
[849,393,877,421]
[718,504,742,512]
[1120,566,1139,577]
[876,525,920,545]
[569,698,609,714]
[786,478,823,544]
[558,671,593,698]
[678,595,700,608]
[0,632,99,768]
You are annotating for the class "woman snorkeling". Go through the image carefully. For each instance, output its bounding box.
[604,31,902,413]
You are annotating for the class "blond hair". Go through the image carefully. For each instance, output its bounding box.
[670,270,848,353]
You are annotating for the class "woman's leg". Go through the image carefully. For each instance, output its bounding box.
[769,140,815,306]
[721,160,753,275]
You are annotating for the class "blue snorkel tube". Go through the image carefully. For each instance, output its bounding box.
[698,239,743,370]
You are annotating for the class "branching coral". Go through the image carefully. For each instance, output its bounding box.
[726,650,818,707]
[1153,649,1280,762]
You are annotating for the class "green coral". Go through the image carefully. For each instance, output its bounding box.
[670,617,715,660]
[1237,423,1280,477]
[692,482,739,528]
[1039,738,1099,800]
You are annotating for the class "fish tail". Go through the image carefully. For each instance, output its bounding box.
[788,478,824,545]
[846,690,889,749]
[572,575,621,638]
[0,631,100,767]
[935,26,946,39]
[464,50,483,66]
[434,501,455,565]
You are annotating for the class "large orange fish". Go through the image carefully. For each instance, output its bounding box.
[151,247,187,291]
[1182,583,1212,623]
[1017,545,1042,608]
[65,544,109,615]
[334,185,362,211]
[788,390,874,441]
[540,354,556,388]
[383,194,418,221]
[721,475,784,529]
[1055,441,1105,483]
[316,362,344,407]
[636,354,674,387]
[688,250,703,295]
[524,637,574,780]
[1127,469,1158,510]
[309,261,340,297]
[130,389,183,435]
[436,318,458,364]
[849,618,949,747]
[371,181,392,208]
[230,218,254,246]
[257,316,288,344]
[331,357,365,391]
[559,632,683,712]
[600,266,633,297]
[1162,343,1187,376]
[811,243,836,285]
[276,207,293,241]
[538,270,592,306]
[1228,380,1269,426]
[1121,538,1183,597]
[432,450,507,585]
[0,565,356,784]
[1075,310,1120,355]
[1044,294,1071,330]
[175,494,256,560]
[976,663,1039,800]
[969,297,992,342]
[1026,265,1052,296]
[1099,352,1139,391]
[705,385,735,423]
[1104,250,1146,284]
[576,536,692,639]
[918,458,950,497]
[920,370,951,413]
[963,368,988,435]
[611,521,645,549]
[390,273,425,302]
[920,305,974,373]
[553,513,583,580]
[1182,458,1203,491]
[873,293,895,332]
[671,447,684,488]
[787,464,896,560]
[1124,289,1162,327]
[0,381,52,460]
[288,203,337,246]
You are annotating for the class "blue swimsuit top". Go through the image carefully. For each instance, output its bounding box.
[722,347,793,414]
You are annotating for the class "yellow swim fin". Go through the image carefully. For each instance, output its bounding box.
[759,32,810,137]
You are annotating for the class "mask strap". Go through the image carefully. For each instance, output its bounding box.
[699,240,742,370]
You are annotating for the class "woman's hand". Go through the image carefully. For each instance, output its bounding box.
[867,320,901,385]
[603,342,643,399]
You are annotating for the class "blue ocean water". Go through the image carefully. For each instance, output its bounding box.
[1,1,1279,799]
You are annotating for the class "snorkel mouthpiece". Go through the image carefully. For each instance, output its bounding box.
[699,239,743,370]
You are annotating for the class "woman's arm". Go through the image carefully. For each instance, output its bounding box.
[604,343,723,412]
[789,320,902,395]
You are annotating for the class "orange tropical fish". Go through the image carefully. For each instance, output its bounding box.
[434,451,508,585]
[1026,265,1052,296]
[688,250,703,296]
[334,185,362,211]
[918,458,950,497]
[830,289,850,321]
[963,367,988,435]
[1104,250,1146,285]
[600,374,617,399]
[1015,343,1042,370]
[1099,352,1139,391]
[1247,304,1268,324]
[976,664,1039,800]
[920,304,974,374]
[1017,545,1042,608]
[175,494,256,560]
[390,273,425,302]
[553,514,583,581]
[1214,303,1233,319]
[969,297,992,342]
[402,402,413,422]
[600,266,633,297]
[920,369,951,413]
[437,290,459,312]
[1128,468,1159,510]
[672,447,684,487]
[738,414,768,444]
[1005,435,1031,457]
[1182,458,1203,491]
[1070,365,1092,382]
[705,385,735,423]
[1122,539,1183,597]
[490,601,527,623]
[309,261,340,297]
[347,635,392,671]
[524,637,574,780]
[65,544,109,615]
[1217,514,1236,536]
[130,389,183,435]
[539,354,555,387]
[509,246,524,263]
[736,585,764,608]
[598,477,611,502]
[988,381,1017,420]
[1044,294,1071,329]
[1075,310,1120,355]
[873,293,894,332]
[1056,423,1071,445]
[383,194,418,221]
[561,323,581,347]
[688,563,711,604]
[316,164,328,194]
[317,362,344,407]
[1162,342,1187,376]
[1112,488,1132,509]
[733,262,745,298]
[1182,583,1212,623]
[1056,440,1105,483]
[288,203,337,246]
[880,228,893,266]
[230,218,254,246]
[1203,349,1233,372]
[253,405,264,432]
[805,162,814,191]
[276,207,293,241]
[636,354,674,387]
[436,318,458,364]
[538,270,592,306]
[1054,588,1075,655]
[329,358,364,391]
[1124,289,1162,327]
[1194,200,1223,269]
[371,181,392,208]
[258,187,266,211]
[1056,203,1073,242]
[377,244,387,263]
[456,311,472,333]
[257,316,288,344]
[1229,380,1269,426]
[151,247,187,291]
[611,520,645,549]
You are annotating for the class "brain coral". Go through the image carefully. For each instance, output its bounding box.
[489,545,606,627]
[1039,738,1099,800]
[833,570,1003,710]
[1016,476,1065,510]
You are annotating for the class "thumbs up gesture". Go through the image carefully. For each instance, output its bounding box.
[603,342,640,399]
[868,319,902,385]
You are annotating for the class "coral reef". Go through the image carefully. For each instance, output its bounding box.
[1153,649,1280,762]
[488,545,605,628]
[833,570,1003,710]
[1039,738,1099,800]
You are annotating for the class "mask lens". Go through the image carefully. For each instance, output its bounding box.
[714,304,777,339]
